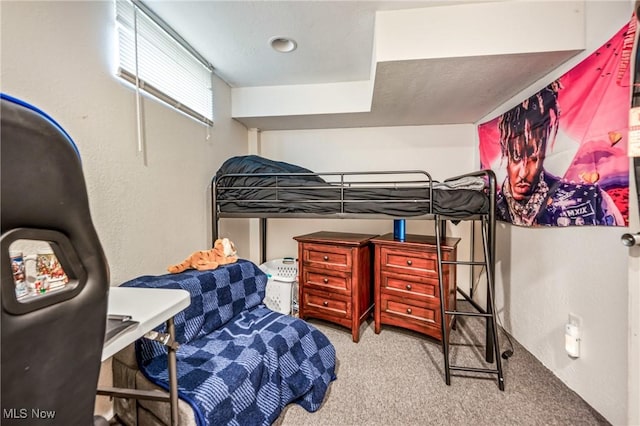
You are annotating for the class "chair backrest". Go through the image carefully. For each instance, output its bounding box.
[1,94,110,425]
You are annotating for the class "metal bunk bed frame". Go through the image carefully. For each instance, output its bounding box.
[210,168,504,390]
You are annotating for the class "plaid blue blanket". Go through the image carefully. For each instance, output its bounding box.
[121,260,336,425]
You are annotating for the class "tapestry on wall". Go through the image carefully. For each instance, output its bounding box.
[478,18,636,227]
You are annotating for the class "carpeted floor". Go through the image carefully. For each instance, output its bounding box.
[275,308,609,426]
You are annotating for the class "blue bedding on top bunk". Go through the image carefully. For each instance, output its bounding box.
[120,259,336,426]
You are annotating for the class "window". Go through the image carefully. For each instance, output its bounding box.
[115,0,213,126]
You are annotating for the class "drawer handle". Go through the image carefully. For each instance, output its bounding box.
[406,308,412,315]
[323,255,329,261]
[406,260,413,266]
[323,301,329,307]
[406,284,412,291]
[323,278,329,284]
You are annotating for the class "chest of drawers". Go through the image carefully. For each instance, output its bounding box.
[371,233,460,341]
[294,231,377,343]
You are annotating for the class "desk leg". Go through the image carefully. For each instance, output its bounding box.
[166,317,179,426]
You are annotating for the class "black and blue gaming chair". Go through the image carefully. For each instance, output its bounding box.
[1,94,110,425]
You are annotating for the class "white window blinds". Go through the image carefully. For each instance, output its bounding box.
[115,0,213,126]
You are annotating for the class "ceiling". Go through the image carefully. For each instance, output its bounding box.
[145,0,584,130]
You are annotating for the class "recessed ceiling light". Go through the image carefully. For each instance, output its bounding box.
[270,36,297,53]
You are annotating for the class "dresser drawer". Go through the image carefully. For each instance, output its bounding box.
[379,295,440,330]
[379,246,438,277]
[379,272,439,303]
[301,268,350,295]
[303,289,351,319]
[301,243,352,271]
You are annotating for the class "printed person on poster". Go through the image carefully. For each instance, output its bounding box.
[493,83,623,227]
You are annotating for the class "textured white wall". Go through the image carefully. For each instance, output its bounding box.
[0,0,250,286]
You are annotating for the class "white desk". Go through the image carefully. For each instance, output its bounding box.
[100,286,190,426]
[102,287,190,361]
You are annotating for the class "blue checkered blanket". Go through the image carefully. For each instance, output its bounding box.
[120,260,336,425]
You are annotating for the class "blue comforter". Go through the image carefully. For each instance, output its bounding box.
[121,260,336,425]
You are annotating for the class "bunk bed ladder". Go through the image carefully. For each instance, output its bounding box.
[434,215,505,391]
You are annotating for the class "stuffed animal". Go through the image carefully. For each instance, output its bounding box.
[167,238,238,274]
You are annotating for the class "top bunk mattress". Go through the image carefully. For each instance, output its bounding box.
[213,155,491,218]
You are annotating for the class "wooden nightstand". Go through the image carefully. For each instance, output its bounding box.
[294,231,377,343]
[371,233,460,341]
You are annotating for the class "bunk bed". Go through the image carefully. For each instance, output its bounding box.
[210,155,505,390]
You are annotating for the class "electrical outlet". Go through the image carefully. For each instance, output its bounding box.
[568,313,581,328]
[566,313,582,358]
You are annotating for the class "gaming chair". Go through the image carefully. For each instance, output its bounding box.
[1,94,110,425]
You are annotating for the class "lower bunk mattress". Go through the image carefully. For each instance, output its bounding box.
[114,260,336,426]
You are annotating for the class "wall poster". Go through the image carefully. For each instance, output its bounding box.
[478,18,636,227]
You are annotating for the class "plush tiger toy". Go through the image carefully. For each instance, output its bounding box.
[167,238,238,273]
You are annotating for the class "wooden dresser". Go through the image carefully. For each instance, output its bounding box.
[371,233,460,341]
[294,231,377,343]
